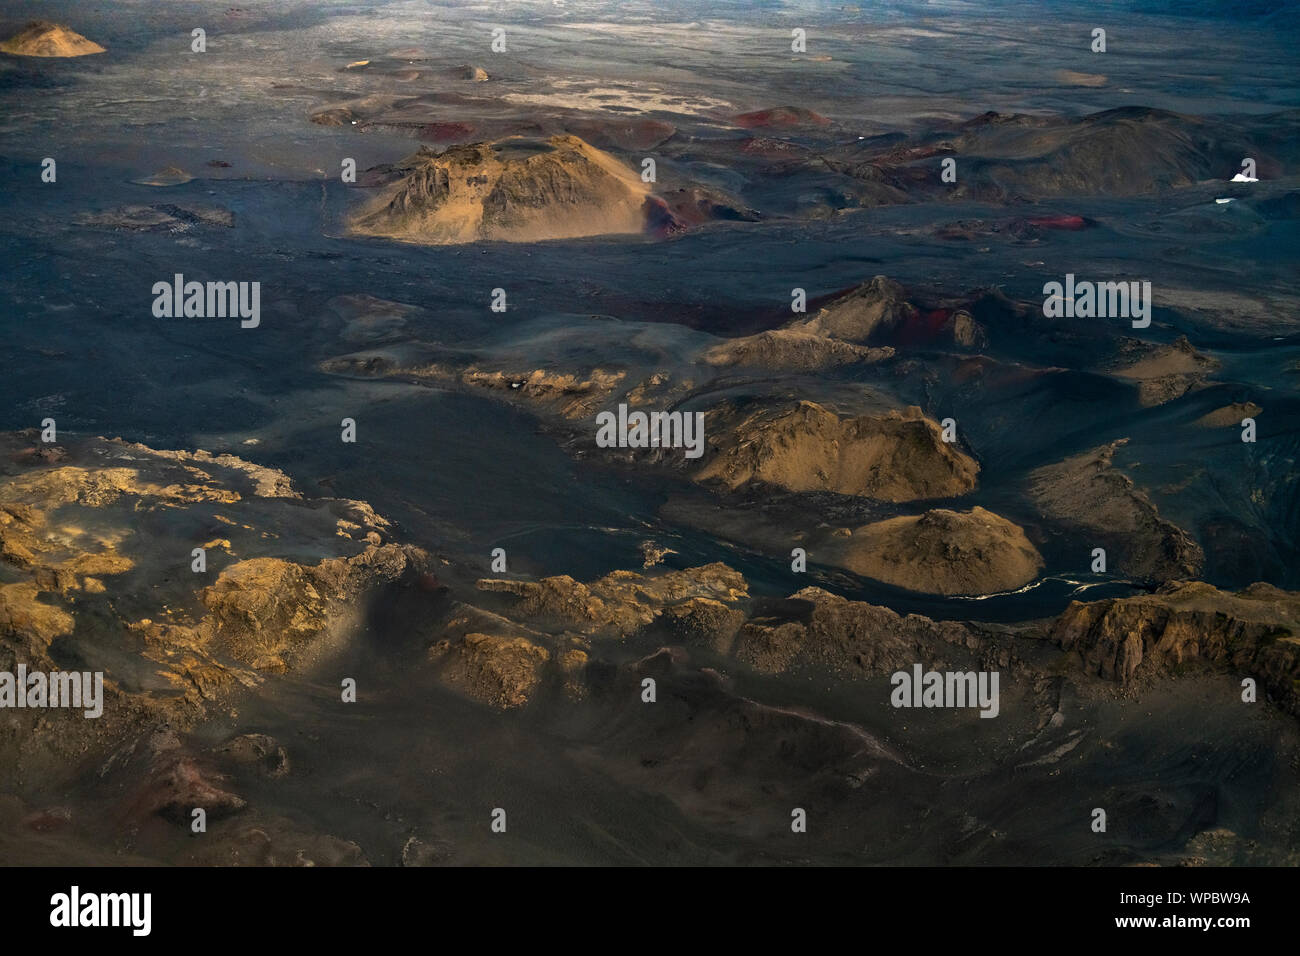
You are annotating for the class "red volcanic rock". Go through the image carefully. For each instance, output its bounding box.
[417,122,475,143]
[734,107,830,130]
[564,117,676,151]
[1024,214,1090,230]
[122,750,248,826]
[662,186,757,225]
[643,187,758,237]
[896,308,952,347]
[644,196,689,239]
[1005,214,1096,240]
[22,807,72,832]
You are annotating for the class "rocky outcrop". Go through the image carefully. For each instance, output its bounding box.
[1050,581,1300,714]
[435,559,1005,702]
[0,432,428,773]
[310,107,357,127]
[459,368,626,420]
[425,563,747,707]
[659,597,747,651]
[827,107,1281,205]
[443,547,1298,724]
[430,633,550,709]
[731,587,985,677]
[950,107,1242,200]
[1028,439,1204,582]
[200,543,419,673]
[215,733,290,778]
[475,562,748,638]
[318,351,628,421]
[698,400,978,502]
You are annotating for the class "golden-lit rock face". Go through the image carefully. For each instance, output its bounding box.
[697,400,979,502]
[425,563,748,708]
[349,135,651,245]
[431,633,551,709]
[0,21,105,58]
[475,561,748,638]
[0,432,428,769]
[1051,581,1300,712]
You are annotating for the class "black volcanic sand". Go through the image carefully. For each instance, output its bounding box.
[1,0,1299,864]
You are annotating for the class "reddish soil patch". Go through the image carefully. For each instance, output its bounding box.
[417,122,475,143]
[734,107,830,130]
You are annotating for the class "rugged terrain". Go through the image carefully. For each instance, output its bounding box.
[1,0,1298,867]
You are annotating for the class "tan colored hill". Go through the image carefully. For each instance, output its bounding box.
[350,135,651,244]
[703,330,893,370]
[133,166,193,187]
[703,276,909,371]
[1109,335,1220,406]
[0,21,104,57]
[698,401,978,502]
[1028,439,1203,582]
[1194,401,1261,428]
[792,276,917,343]
[825,506,1044,595]
[704,275,984,370]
